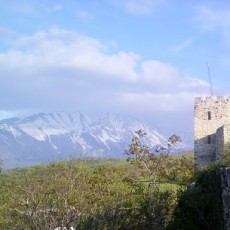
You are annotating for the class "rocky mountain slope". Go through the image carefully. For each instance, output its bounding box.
[0,112,193,168]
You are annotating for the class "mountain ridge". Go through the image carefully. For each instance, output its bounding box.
[0,112,193,169]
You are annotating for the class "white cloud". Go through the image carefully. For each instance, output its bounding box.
[4,27,139,82]
[117,91,202,130]
[2,0,34,13]
[77,10,94,20]
[119,92,175,111]
[117,71,210,125]
[141,60,178,83]
[179,77,210,90]
[0,28,16,37]
[0,27,210,130]
[173,38,193,53]
[0,110,17,120]
[110,0,161,14]
[41,4,62,13]
[125,0,156,14]
[196,6,230,31]
[119,90,206,114]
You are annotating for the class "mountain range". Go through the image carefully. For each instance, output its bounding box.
[0,112,194,169]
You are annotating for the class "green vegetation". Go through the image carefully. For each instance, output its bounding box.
[168,162,225,230]
[168,146,230,230]
[0,130,226,229]
[0,130,195,229]
[0,156,193,229]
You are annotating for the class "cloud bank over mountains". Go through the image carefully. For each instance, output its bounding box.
[1,0,230,131]
[0,27,210,129]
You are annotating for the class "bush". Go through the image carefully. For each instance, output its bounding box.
[0,159,180,229]
[168,163,225,230]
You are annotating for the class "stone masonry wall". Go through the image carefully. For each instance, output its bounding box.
[216,126,225,161]
[216,125,230,160]
[194,96,230,170]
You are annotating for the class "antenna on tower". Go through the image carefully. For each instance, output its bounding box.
[207,62,213,96]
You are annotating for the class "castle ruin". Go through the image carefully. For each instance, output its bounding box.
[194,96,230,170]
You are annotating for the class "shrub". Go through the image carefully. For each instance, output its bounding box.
[168,163,225,230]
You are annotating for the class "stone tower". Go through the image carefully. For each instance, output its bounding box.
[194,96,230,170]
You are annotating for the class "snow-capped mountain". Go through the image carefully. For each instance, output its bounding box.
[0,112,193,169]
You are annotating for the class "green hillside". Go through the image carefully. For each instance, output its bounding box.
[0,153,193,229]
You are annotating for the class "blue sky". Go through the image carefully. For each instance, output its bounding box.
[0,0,230,131]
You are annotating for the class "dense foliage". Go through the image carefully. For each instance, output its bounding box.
[168,145,230,230]
[1,132,229,229]
[168,162,225,230]
[0,130,197,229]
[0,154,194,229]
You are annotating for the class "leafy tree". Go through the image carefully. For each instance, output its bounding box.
[125,130,182,185]
[223,143,230,163]
[125,130,183,229]
[0,160,147,229]
[166,154,194,185]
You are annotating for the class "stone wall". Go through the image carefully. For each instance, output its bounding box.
[216,126,225,161]
[194,96,230,170]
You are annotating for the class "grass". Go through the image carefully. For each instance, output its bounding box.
[158,183,182,192]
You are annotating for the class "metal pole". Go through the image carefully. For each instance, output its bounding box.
[207,62,213,96]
